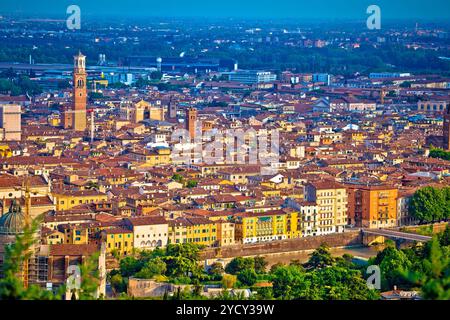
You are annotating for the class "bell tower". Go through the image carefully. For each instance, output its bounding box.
[186,107,198,141]
[73,52,87,132]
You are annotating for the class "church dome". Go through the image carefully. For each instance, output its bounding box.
[0,199,26,235]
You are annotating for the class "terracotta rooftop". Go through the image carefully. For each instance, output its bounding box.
[49,243,99,256]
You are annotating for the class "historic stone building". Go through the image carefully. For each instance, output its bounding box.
[444,103,450,151]
[64,52,87,132]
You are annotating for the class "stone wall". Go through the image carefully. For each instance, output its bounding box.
[200,231,362,260]
[128,278,178,298]
[400,222,449,235]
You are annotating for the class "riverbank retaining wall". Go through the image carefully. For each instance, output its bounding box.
[200,230,363,260]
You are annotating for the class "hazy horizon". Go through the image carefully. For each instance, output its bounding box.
[1,0,450,21]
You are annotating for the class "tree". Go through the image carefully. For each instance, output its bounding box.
[109,272,127,294]
[270,262,285,273]
[16,75,42,95]
[0,215,60,300]
[172,174,184,183]
[225,257,255,275]
[311,266,379,300]
[0,214,104,300]
[367,228,450,300]
[208,262,225,279]
[409,187,447,223]
[307,243,335,269]
[109,82,129,89]
[271,262,379,300]
[164,243,202,279]
[57,80,71,89]
[186,180,198,189]
[237,269,257,287]
[119,256,143,277]
[255,286,273,300]
[254,256,268,274]
[139,247,165,260]
[406,236,450,300]
[150,71,163,80]
[443,188,450,220]
[134,257,167,279]
[400,81,412,88]
[85,181,99,190]
[438,225,450,247]
[0,68,16,78]
[76,251,103,300]
[134,78,152,88]
[335,254,355,268]
[429,148,450,161]
[370,246,412,290]
[191,278,204,297]
[289,260,303,268]
[221,274,237,289]
[271,265,305,300]
[165,243,200,261]
[89,92,104,101]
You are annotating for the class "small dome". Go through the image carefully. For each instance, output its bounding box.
[0,199,25,235]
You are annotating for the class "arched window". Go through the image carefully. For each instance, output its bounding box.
[77,79,84,88]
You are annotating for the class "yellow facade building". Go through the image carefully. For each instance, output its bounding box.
[0,145,12,158]
[53,190,108,211]
[234,209,300,244]
[42,229,65,245]
[168,216,218,247]
[103,228,134,256]
[129,147,171,166]
[58,225,89,245]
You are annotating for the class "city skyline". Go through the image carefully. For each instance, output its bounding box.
[0,1,448,305]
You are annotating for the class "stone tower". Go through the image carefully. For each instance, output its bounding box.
[444,104,450,151]
[73,52,87,132]
[169,100,177,119]
[186,107,198,141]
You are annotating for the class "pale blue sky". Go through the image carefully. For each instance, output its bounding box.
[1,0,450,20]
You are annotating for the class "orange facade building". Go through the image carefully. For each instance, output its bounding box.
[346,184,398,229]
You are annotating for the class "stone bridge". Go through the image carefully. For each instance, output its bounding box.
[362,228,432,247]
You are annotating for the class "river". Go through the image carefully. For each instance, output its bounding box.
[256,246,381,267]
